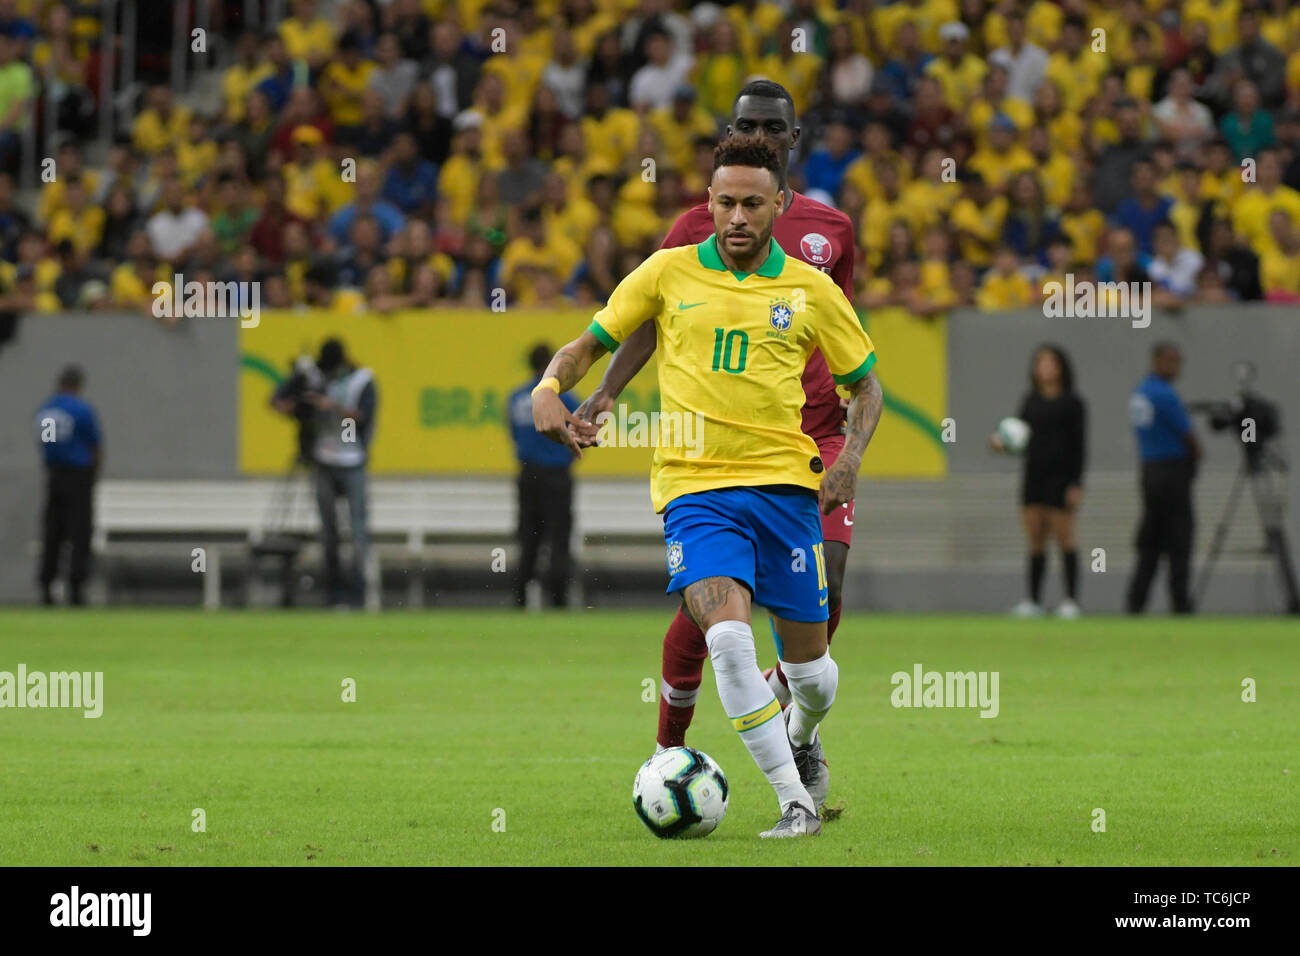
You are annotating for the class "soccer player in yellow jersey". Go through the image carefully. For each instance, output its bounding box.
[532,138,884,838]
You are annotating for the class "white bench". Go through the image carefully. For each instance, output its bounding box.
[92,477,663,608]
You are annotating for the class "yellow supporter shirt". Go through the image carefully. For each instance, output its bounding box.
[132,105,192,155]
[752,53,821,114]
[284,158,346,221]
[924,54,988,112]
[968,99,1035,148]
[966,145,1037,192]
[1044,51,1108,112]
[612,199,672,250]
[437,154,481,224]
[1261,248,1300,295]
[919,259,957,309]
[696,54,748,120]
[177,138,218,188]
[1261,7,1300,52]
[586,236,876,511]
[581,108,641,173]
[38,170,101,223]
[223,62,273,123]
[1035,152,1077,209]
[0,258,60,293]
[976,270,1035,310]
[110,262,167,307]
[861,195,927,265]
[482,53,547,117]
[546,197,601,251]
[1025,0,1064,49]
[322,60,376,127]
[500,234,582,286]
[901,178,960,224]
[1042,110,1084,155]
[280,17,335,61]
[842,153,910,203]
[649,104,719,173]
[1231,186,1300,255]
[950,195,1008,267]
[726,2,787,63]
[47,206,105,256]
[873,0,958,53]
[1060,207,1106,263]
[1185,0,1239,54]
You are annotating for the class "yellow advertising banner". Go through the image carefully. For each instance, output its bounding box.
[239,308,946,477]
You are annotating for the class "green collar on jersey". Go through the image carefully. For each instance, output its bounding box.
[697,234,787,281]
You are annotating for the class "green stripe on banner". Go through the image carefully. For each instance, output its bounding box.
[241,353,285,386]
[857,309,948,453]
[882,391,947,451]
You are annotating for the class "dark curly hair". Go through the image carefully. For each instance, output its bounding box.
[712,135,781,181]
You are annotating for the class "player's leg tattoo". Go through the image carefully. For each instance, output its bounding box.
[683,576,750,630]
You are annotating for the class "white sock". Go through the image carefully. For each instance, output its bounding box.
[781,650,838,748]
[705,620,811,811]
[766,668,792,707]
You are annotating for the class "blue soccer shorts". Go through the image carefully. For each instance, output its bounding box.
[661,485,829,623]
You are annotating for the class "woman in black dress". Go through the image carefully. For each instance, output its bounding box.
[992,344,1087,618]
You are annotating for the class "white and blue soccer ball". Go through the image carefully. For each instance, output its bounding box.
[996,416,1033,454]
[633,746,729,839]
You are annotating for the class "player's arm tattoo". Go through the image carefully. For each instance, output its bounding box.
[823,370,883,501]
[544,331,608,392]
[591,319,655,400]
[843,370,883,463]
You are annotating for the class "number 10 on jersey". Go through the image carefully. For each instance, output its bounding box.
[711,328,748,374]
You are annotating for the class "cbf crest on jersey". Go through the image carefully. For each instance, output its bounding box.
[800,232,833,266]
[769,298,793,332]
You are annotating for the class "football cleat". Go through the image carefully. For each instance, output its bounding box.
[759,801,821,838]
[784,706,829,811]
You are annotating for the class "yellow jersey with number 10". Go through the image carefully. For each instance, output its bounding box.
[588,236,877,512]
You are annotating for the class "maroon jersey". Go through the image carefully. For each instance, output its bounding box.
[660,190,857,443]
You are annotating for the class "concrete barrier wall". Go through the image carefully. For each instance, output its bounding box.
[0,314,238,600]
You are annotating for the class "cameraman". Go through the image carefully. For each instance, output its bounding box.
[1126,341,1200,614]
[272,338,378,608]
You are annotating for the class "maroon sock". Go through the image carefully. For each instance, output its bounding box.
[657,607,709,748]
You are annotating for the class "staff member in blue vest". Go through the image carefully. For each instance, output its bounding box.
[34,364,101,605]
[1126,341,1201,614]
[508,343,580,607]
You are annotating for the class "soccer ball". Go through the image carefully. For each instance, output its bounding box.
[996,416,1032,454]
[632,747,729,839]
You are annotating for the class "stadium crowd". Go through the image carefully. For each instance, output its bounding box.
[3,0,1300,319]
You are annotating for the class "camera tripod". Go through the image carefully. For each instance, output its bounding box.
[247,457,313,607]
[1195,442,1300,614]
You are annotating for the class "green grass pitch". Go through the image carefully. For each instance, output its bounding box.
[0,609,1295,866]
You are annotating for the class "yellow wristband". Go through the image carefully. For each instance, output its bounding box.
[531,377,561,397]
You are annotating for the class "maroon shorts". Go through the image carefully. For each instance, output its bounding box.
[815,436,855,547]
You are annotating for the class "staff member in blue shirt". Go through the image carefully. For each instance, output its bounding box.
[34,365,101,605]
[1126,341,1201,614]
[508,343,580,607]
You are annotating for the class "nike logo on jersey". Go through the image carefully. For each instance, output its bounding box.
[819,596,829,606]
[678,301,707,310]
